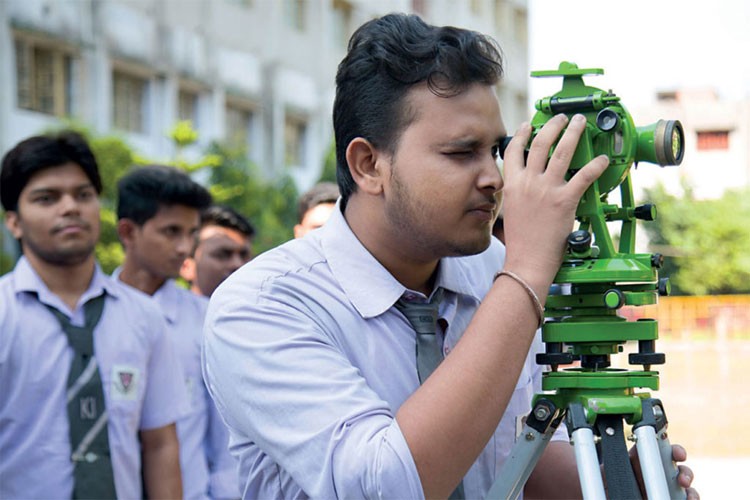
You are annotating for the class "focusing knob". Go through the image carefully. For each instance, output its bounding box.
[634,204,657,221]
[604,289,625,309]
[658,277,671,296]
[596,108,620,132]
[567,230,592,254]
[651,253,664,269]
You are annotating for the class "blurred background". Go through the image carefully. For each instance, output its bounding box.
[1,0,748,496]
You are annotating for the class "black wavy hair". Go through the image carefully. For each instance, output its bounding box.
[116,164,211,224]
[1,130,102,212]
[200,204,255,238]
[332,13,504,208]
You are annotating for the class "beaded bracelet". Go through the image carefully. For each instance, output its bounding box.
[494,270,545,329]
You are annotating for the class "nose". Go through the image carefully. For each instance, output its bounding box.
[59,193,81,215]
[479,153,504,194]
[176,234,194,257]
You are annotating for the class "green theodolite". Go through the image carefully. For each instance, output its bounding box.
[490,62,687,500]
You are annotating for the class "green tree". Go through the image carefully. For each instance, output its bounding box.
[642,183,750,295]
[319,140,337,184]
[207,142,298,254]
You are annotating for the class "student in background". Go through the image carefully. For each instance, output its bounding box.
[294,181,339,238]
[115,165,239,499]
[181,204,255,298]
[0,131,186,499]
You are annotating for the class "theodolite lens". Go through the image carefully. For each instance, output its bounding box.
[637,120,685,167]
[656,120,685,166]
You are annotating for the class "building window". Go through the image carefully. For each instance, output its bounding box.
[112,71,147,133]
[284,115,306,168]
[178,88,199,125]
[225,104,253,148]
[696,131,730,151]
[14,37,73,116]
[332,0,353,48]
[284,0,306,31]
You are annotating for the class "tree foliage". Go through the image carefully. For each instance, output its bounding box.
[207,143,298,254]
[642,183,750,295]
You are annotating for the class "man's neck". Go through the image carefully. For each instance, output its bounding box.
[118,260,167,296]
[25,252,96,310]
[344,197,438,296]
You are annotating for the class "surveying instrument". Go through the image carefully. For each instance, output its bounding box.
[489,62,686,499]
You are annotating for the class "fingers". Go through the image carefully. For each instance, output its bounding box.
[524,114,568,174]
[565,154,609,199]
[545,114,588,177]
[671,443,688,462]
[502,122,532,177]
[677,464,695,487]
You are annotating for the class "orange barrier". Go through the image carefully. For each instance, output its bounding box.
[620,295,750,340]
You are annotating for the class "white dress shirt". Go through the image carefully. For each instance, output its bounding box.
[152,279,239,500]
[204,205,560,499]
[0,257,189,499]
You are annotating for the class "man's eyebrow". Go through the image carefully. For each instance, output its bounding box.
[440,138,482,149]
[27,182,94,194]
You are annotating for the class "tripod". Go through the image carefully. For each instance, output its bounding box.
[486,372,685,499]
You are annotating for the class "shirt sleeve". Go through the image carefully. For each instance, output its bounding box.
[203,286,424,499]
[140,311,191,430]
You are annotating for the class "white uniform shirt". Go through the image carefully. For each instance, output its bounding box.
[0,257,189,499]
[152,279,239,500]
[204,206,564,499]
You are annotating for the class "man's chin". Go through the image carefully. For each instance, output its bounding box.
[447,234,492,257]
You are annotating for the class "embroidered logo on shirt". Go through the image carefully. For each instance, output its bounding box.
[111,364,140,401]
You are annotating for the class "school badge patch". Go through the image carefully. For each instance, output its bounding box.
[111,364,140,401]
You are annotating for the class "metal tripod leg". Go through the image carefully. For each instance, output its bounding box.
[571,426,606,499]
[634,399,686,500]
[486,399,560,500]
[568,403,607,499]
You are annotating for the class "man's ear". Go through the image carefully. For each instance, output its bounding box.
[346,137,386,195]
[4,211,21,239]
[116,219,137,250]
[180,257,196,283]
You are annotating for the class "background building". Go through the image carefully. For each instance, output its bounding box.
[631,89,750,201]
[0,0,531,190]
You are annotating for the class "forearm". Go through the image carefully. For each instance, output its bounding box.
[396,275,544,498]
[140,424,183,499]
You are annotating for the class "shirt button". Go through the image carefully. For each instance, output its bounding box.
[444,346,451,355]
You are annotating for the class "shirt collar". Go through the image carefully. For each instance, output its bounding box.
[319,201,486,319]
[13,255,120,308]
[112,266,181,324]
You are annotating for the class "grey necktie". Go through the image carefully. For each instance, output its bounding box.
[395,287,445,384]
[44,293,117,499]
[396,288,465,499]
